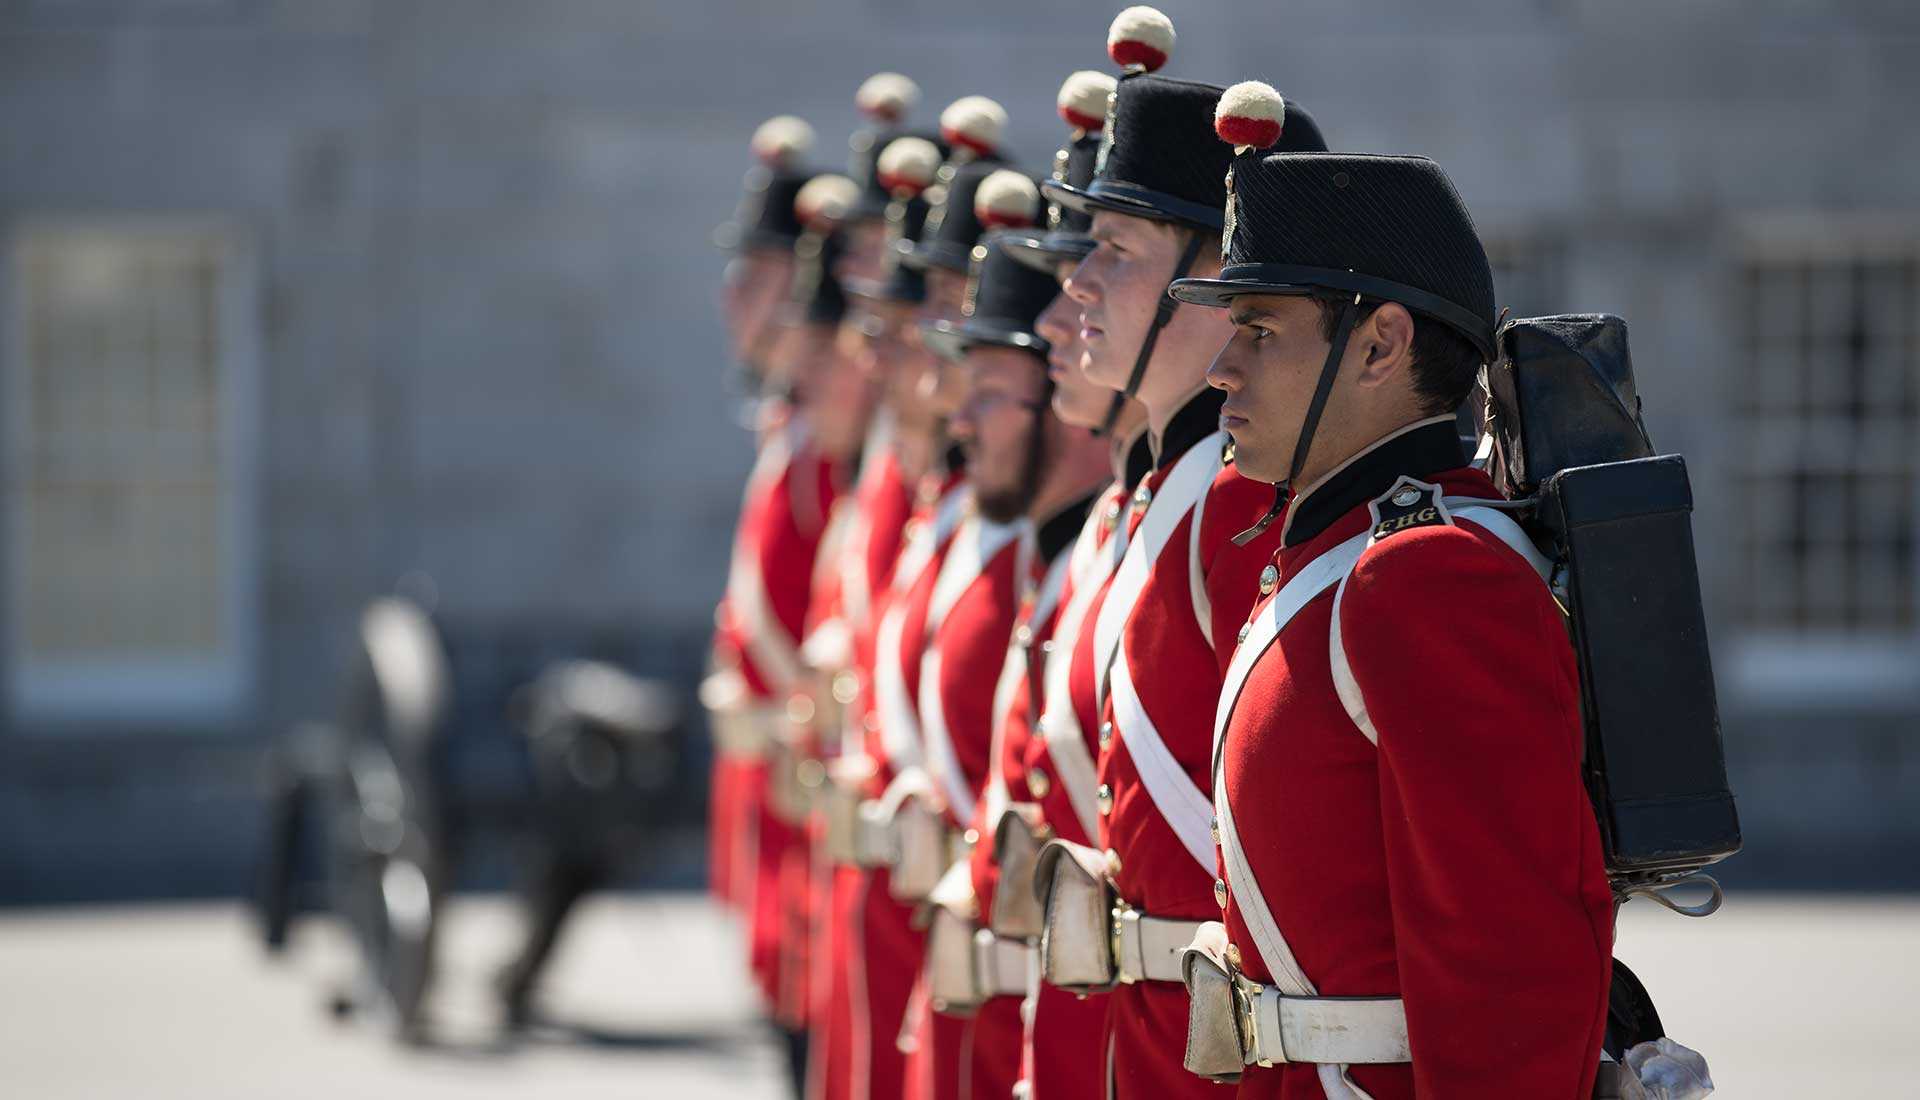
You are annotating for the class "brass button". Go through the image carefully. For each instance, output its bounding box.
[1014,624,1033,648]
[1209,817,1220,844]
[963,828,980,846]
[1098,721,1114,749]
[1236,623,1251,645]
[1031,717,1048,746]
[1258,564,1278,596]
[1103,499,1122,529]
[1027,770,1051,798]
[1103,848,1122,876]
[863,712,880,733]
[1213,879,1228,909]
[786,694,816,725]
[1225,943,1243,970]
[1096,784,1113,815]
[1133,484,1153,509]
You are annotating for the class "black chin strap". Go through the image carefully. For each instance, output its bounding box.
[1097,229,1210,436]
[1232,294,1362,546]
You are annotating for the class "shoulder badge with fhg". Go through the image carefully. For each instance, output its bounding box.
[1366,475,1452,542]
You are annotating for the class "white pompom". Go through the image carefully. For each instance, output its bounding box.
[750,115,815,167]
[1106,6,1175,72]
[795,173,861,227]
[973,169,1040,230]
[856,72,920,122]
[1056,70,1117,133]
[940,95,1008,157]
[875,136,944,197]
[1214,80,1286,150]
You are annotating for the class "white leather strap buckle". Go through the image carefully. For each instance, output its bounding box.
[1112,906,1204,984]
[1233,975,1410,1067]
[971,928,1032,999]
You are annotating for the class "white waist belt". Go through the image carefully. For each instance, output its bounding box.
[1113,906,1205,984]
[1235,974,1409,1066]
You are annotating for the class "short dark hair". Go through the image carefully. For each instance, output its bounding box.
[1311,294,1482,416]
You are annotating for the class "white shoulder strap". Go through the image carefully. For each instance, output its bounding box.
[1036,502,1127,841]
[1092,430,1226,706]
[1329,500,1551,745]
[869,485,971,773]
[919,518,1026,818]
[980,543,1075,828]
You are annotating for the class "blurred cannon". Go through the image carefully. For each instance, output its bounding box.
[252,595,687,1041]
[494,660,682,1026]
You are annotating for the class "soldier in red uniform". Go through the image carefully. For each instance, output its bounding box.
[707,115,820,918]
[1028,10,1330,1099]
[916,227,1114,1100]
[1167,89,1614,1097]
[823,108,1017,1100]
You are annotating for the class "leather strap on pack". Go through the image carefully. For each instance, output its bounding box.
[1098,229,1210,435]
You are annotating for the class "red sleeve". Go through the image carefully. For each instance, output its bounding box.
[1339,522,1612,1100]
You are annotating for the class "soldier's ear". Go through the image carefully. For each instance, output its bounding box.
[1351,301,1416,390]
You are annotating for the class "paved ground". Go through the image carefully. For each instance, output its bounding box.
[0,891,1913,1097]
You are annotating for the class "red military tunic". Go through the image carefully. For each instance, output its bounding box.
[1091,390,1283,1100]
[957,494,1101,1100]
[709,421,843,1013]
[1008,432,1150,1100]
[843,469,971,1100]
[904,509,1027,1100]
[1214,417,1612,1099]
[810,423,917,1100]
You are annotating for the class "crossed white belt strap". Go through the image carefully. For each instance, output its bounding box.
[1090,431,1227,875]
[980,546,1074,830]
[919,516,1026,818]
[1209,499,1547,1089]
[1034,496,1130,839]
[871,486,971,773]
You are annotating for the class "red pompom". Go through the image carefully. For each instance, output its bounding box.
[1107,39,1168,72]
[1059,105,1105,132]
[1216,115,1281,150]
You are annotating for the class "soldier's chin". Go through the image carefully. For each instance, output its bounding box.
[975,484,1029,524]
[1228,436,1285,486]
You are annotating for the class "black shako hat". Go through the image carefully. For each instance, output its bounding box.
[843,134,949,304]
[791,229,849,325]
[1168,151,1498,361]
[1044,74,1327,231]
[715,116,817,251]
[921,234,1059,363]
[905,157,1021,274]
[1004,70,1117,274]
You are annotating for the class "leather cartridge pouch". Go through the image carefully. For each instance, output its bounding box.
[1033,839,1117,992]
[925,861,984,1013]
[887,795,950,902]
[822,756,874,865]
[987,804,1048,940]
[1179,921,1246,1082]
[853,799,898,868]
[766,740,813,826]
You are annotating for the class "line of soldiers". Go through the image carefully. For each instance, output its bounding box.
[700,9,1710,1100]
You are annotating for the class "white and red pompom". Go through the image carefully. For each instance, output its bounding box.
[973,170,1040,230]
[750,115,816,168]
[1106,6,1174,73]
[1214,81,1286,151]
[795,173,861,229]
[876,136,943,197]
[939,95,1007,159]
[856,72,920,123]
[1057,70,1117,134]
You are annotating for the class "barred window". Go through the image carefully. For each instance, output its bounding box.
[1736,249,1919,636]
[6,222,257,720]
